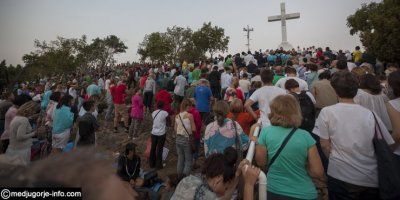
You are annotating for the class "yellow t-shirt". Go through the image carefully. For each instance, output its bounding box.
[353,50,362,62]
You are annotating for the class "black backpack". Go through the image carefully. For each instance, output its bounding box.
[291,91,316,133]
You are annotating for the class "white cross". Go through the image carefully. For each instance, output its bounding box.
[268,2,300,49]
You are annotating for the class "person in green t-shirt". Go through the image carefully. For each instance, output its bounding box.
[255,94,325,200]
[272,65,285,85]
[192,67,201,82]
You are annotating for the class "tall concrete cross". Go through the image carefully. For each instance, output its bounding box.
[268,2,300,50]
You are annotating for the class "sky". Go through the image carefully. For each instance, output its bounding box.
[0,0,380,66]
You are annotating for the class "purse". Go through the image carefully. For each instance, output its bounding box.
[372,112,400,199]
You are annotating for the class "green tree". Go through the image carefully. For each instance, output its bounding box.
[192,22,230,58]
[347,0,400,63]
[165,26,193,62]
[22,35,127,79]
[137,32,173,63]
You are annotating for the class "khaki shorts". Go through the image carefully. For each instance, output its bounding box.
[114,104,128,118]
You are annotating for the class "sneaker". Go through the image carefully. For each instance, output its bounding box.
[125,127,129,133]
[114,128,118,133]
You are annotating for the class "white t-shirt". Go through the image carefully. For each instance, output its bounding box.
[249,86,286,127]
[239,79,251,93]
[218,61,225,69]
[389,98,400,155]
[347,62,357,71]
[79,107,98,119]
[151,109,169,136]
[174,75,187,97]
[313,103,394,187]
[250,75,261,83]
[244,54,255,66]
[68,87,77,100]
[275,76,309,91]
[354,89,392,131]
[105,79,111,91]
[98,78,105,89]
[221,72,232,89]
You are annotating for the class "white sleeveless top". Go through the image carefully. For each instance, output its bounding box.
[176,111,192,137]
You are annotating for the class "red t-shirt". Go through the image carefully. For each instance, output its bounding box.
[139,76,148,89]
[227,110,260,135]
[155,89,173,114]
[110,84,127,104]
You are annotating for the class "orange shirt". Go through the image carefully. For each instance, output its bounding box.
[227,110,259,135]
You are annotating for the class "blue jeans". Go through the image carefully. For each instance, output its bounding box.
[176,135,192,175]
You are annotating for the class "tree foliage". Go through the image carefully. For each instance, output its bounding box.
[138,22,229,63]
[137,32,174,63]
[347,0,400,63]
[192,22,230,58]
[0,60,24,91]
[21,35,127,79]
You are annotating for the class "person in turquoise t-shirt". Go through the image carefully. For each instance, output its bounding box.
[86,81,101,97]
[52,95,74,151]
[255,94,324,200]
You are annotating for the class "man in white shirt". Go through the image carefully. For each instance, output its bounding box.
[245,69,286,127]
[244,51,255,66]
[313,71,394,199]
[275,67,309,91]
[220,68,233,98]
[104,77,111,91]
[174,71,187,102]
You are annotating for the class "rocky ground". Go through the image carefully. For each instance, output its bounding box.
[95,113,204,180]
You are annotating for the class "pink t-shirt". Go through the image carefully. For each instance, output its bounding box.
[130,94,144,119]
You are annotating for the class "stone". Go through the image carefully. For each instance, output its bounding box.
[268,2,300,50]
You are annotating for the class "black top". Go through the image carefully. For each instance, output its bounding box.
[77,113,99,146]
[117,155,141,181]
[208,71,221,87]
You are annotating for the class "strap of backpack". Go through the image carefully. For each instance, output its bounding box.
[267,128,297,171]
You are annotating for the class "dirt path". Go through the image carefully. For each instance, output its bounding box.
[96,113,203,180]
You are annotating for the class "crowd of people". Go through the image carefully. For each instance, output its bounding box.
[0,45,399,200]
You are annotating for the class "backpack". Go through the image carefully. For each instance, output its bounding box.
[291,91,316,133]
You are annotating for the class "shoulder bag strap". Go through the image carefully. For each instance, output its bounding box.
[153,110,162,121]
[267,128,297,171]
[178,113,190,138]
[231,119,243,161]
[371,112,383,139]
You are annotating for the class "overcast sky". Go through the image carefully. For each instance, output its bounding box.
[0,0,380,65]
